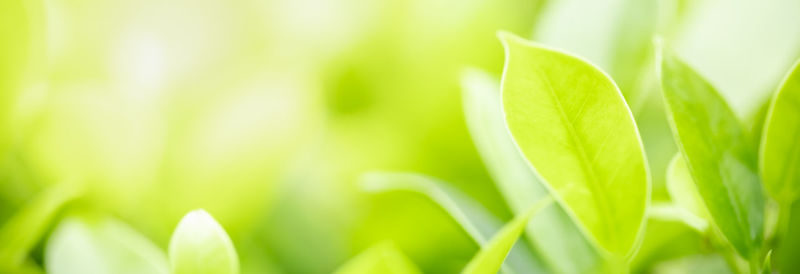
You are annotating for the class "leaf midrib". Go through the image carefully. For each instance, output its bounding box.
[534,66,617,247]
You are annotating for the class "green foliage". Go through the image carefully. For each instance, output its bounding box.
[760,60,800,204]
[333,242,420,274]
[362,172,544,273]
[461,69,600,273]
[0,184,80,271]
[462,197,552,274]
[45,215,169,274]
[3,1,800,273]
[169,210,239,274]
[658,47,766,260]
[666,154,709,223]
[500,32,649,257]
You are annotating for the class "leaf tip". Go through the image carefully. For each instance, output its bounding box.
[169,209,239,274]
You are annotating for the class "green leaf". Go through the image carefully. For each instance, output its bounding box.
[760,59,800,204]
[0,183,80,269]
[461,68,600,273]
[462,197,553,274]
[761,250,772,274]
[658,47,765,258]
[666,154,709,223]
[648,203,708,233]
[651,255,734,274]
[361,172,545,273]
[169,209,239,274]
[778,201,800,272]
[45,215,169,274]
[333,242,421,274]
[499,32,649,256]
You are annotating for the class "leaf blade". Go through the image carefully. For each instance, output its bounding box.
[461,69,601,273]
[499,32,649,256]
[760,59,800,204]
[658,47,765,257]
[0,183,80,269]
[169,209,239,274]
[462,197,553,274]
[361,172,546,273]
[333,242,421,274]
[45,215,169,274]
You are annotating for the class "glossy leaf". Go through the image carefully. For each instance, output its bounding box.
[361,172,544,273]
[333,242,420,274]
[169,209,239,274]
[45,215,169,274]
[499,32,649,256]
[666,154,708,222]
[462,197,553,274]
[461,69,600,273]
[0,183,80,269]
[658,48,765,258]
[760,59,800,204]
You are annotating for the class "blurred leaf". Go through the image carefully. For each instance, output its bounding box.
[499,32,649,257]
[761,250,772,274]
[362,172,545,273]
[460,68,600,273]
[0,183,79,269]
[651,254,733,274]
[658,47,765,259]
[333,242,420,274]
[666,154,709,223]
[778,201,800,272]
[760,59,800,204]
[648,203,708,233]
[630,216,708,273]
[462,197,553,274]
[45,215,169,274]
[169,209,239,274]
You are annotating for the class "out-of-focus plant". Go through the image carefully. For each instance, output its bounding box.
[2,0,800,273]
[359,31,800,273]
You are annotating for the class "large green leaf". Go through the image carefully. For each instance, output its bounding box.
[361,172,545,273]
[499,32,649,257]
[760,59,800,204]
[0,183,80,270]
[333,242,420,274]
[658,48,765,258]
[169,209,239,274]
[45,215,169,274]
[461,69,600,273]
[462,197,553,274]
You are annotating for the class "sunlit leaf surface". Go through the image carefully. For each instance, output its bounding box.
[461,69,600,273]
[500,32,649,257]
[169,210,239,274]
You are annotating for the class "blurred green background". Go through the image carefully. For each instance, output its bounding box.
[1,0,799,273]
